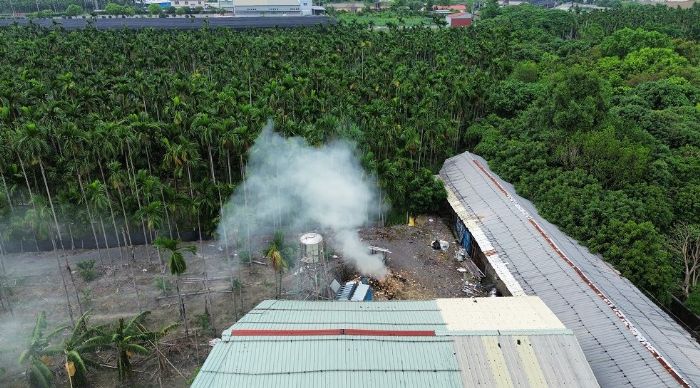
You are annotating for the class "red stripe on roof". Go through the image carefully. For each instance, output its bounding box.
[344,329,435,336]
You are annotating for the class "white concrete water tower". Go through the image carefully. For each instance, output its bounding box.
[300,233,324,264]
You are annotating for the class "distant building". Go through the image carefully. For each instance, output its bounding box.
[214,0,313,15]
[192,297,599,387]
[324,1,389,12]
[142,0,174,8]
[143,0,212,8]
[171,0,206,7]
[445,12,472,28]
[433,4,468,14]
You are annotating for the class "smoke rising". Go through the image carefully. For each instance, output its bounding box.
[217,123,387,278]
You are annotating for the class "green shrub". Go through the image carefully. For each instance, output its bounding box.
[148,3,161,15]
[65,4,83,16]
[76,259,98,282]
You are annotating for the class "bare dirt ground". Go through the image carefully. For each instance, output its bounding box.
[0,241,277,387]
[0,215,484,387]
[360,215,485,300]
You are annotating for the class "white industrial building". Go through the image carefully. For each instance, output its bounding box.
[214,0,313,15]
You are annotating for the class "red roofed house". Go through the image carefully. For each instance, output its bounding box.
[446,12,473,28]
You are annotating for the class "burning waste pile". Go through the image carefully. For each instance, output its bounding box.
[217,123,388,279]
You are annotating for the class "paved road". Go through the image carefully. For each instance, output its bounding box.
[0,16,335,30]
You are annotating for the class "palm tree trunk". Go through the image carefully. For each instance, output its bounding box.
[39,158,64,249]
[175,277,189,336]
[154,231,165,272]
[202,254,215,334]
[226,149,232,185]
[159,188,173,238]
[76,172,103,264]
[116,186,133,247]
[127,144,150,257]
[1,172,13,212]
[240,155,252,267]
[98,217,112,262]
[0,231,6,274]
[51,237,75,326]
[123,228,142,311]
[65,258,84,318]
[207,145,216,184]
[16,154,40,251]
[16,153,34,205]
[67,223,75,250]
[98,159,125,262]
[186,166,202,242]
[0,232,12,315]
[145,145,154,174]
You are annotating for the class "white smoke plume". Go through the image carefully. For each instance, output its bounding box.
[217,123,387,278]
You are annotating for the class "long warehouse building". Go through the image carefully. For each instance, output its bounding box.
[440,152,700,387]
[193,297,599,387]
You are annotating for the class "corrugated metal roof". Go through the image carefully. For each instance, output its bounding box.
[453,333,596,387]
[193,298,599,388]
[440,152,700,387]
[436,296,566,331]
[194,337,464,388]
[226,299,446,334]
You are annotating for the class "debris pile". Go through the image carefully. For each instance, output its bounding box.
[368,270,433,300]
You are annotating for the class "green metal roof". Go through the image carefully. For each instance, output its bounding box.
[192,299,599,388]
[253,299,440,310]
[194,337,463,388]
[228,299,446,333]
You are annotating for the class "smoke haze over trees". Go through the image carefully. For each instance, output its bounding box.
[218,124,387,277]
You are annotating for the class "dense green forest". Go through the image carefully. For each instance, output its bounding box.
[0,4,699,312]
